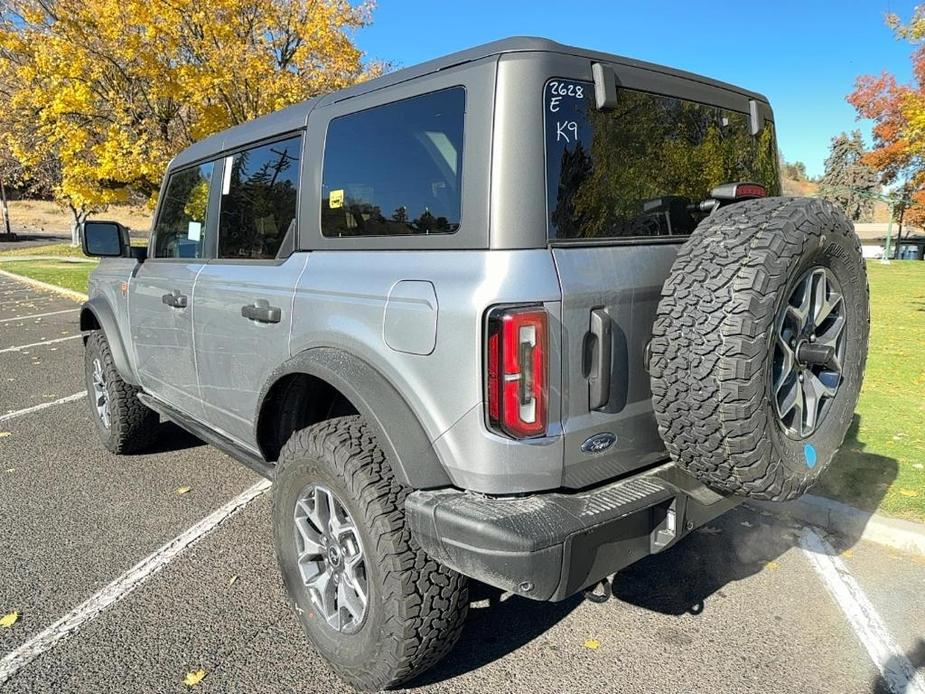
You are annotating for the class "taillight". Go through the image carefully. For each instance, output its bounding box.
[486,306,548,438]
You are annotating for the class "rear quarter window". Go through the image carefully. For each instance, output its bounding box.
[544,79,780,240]
[321,87,465,238]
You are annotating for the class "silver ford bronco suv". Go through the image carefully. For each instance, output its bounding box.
[80,37,869,691]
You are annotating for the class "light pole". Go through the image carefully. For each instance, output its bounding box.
[817,184,908,264]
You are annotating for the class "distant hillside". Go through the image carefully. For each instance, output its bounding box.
[781,177,891,222]
[781,177,819,197]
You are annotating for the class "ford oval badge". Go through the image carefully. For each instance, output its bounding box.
[581,432,617,454]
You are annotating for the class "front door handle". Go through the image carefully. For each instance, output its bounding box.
[589,308,612,410]
[161,291,188,309]
[241,299,281,324]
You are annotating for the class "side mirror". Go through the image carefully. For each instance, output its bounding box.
[82,220,130,258]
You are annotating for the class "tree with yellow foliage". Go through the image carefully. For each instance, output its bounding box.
[0,0,376,242]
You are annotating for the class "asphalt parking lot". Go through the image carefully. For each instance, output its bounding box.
[1,273,924,694]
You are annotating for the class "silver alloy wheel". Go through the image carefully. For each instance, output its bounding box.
[293,483,368,633]
[772,266,846,439]
[91,357,111,429]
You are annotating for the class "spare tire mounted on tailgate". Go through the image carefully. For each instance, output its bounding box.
[649,196,869,502]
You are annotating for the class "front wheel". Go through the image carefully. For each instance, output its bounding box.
[272,415,468,691]
[83,331,158,454]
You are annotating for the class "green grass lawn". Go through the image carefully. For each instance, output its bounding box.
[0,242,87,258]
[0,259,97,293]
[1,255,922,521]
[0,240,147,258]
[815,260,925,522]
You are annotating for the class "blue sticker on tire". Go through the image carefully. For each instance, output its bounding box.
[804,443,817,469]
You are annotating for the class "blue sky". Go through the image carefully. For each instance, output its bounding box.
[357,1,920,178]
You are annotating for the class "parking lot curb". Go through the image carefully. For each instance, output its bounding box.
[750,495,925,557]
[0,268,87,303]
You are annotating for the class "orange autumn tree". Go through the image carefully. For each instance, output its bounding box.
[0,0,377,242]
[848,8,925,246]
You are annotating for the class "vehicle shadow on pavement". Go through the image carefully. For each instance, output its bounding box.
[404,582,582,688]
[872,638,925,694]
[134,421,206,455]
[613,415,896,617]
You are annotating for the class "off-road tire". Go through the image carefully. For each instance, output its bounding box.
[83,330,158,454]
[649,197,869,501]
[272,415,469,691]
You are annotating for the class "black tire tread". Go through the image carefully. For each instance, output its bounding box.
[85,331,158,454]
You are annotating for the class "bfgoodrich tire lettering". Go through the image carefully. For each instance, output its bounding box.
[84,330,158,454]
[272,415,468,691]
[649,197,869,501]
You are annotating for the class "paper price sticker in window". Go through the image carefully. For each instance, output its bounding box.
[329,189,344,209]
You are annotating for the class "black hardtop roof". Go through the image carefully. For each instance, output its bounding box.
[170,36,768,170]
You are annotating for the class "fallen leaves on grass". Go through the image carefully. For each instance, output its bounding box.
[0,611,19,628]
[583,639,601,650]
[898,489,920,497]
[183,669,206,687]
[176,486,192,495]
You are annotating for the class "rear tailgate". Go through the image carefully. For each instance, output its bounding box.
[552,244,676,487]
[543,72,779,488]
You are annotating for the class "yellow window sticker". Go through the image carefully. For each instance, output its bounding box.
[329,189,344,209]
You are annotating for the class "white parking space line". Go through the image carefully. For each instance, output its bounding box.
[0,479,271,686]
[0,392,86,423]
[0,309,78,323]
[0,334,82,354]
[801,529,925,694]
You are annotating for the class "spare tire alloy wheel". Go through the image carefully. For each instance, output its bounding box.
[293,483,368,633]
[649,197,869,501]
[772,266,846,439]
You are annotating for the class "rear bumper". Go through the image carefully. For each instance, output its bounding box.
[406,462,740,601]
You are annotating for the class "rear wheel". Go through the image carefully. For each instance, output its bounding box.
[649,197,869,501]
[272,415,468,691]
[83,331,158,454]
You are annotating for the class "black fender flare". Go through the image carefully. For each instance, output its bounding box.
[256,347,452,490]
[79,299,139,386]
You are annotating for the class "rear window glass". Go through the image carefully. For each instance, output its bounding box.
[321,87,465,237]
[544,80,780,240]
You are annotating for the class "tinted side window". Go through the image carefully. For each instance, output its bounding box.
[218,135,301,259]
[153,162,214,259]
[322,88,465,237]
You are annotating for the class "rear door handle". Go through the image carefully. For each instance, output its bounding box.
[589,308,612,410]
[161,291,188,309]
[241,299,281,324]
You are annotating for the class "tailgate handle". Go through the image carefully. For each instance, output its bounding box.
[589,308,612,410]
